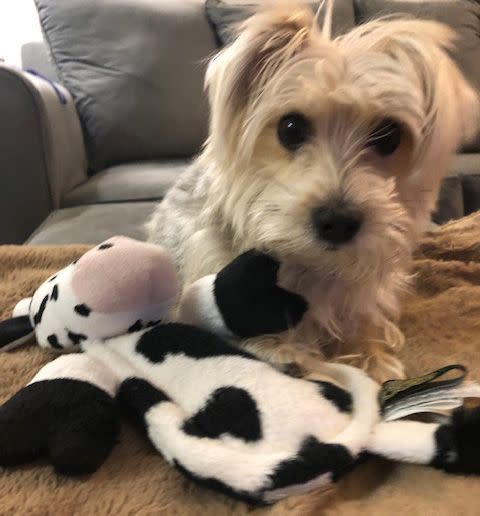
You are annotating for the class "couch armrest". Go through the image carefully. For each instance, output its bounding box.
[0,65,87,243]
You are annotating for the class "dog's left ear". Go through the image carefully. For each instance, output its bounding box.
[205,5,320,159]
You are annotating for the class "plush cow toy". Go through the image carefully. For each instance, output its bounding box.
[1,236,480,505]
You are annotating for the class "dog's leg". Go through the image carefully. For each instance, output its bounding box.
[239,334,332,381]
[240,323,405,384]
[339,321,406,383]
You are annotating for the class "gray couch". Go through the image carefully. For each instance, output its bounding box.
[1,0,479,245]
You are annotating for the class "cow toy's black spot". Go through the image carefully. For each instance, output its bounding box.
[33,295,49,325]
[98,243,114,250]
[74,304,91,317]
[269,436,355,490]
[50,285,59,302]
[47,274,57,283]
[136,323,256,364]
[213,250,308,338]
[312,381,353,413]
[67,331,87,346]
[72,259,79,265]
[128,320,143,333]
[47,334,62,349]
[432,406,480,475]
[117,378,170,432]
[183,387,262,442]
[146,320,161,328]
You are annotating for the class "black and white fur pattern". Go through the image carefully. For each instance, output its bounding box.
[3,236,177,352]
[23,263,93,350]
[1,251,480,504]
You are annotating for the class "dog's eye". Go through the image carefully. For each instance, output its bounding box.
[277,113,311,151]
[367,119,402,156]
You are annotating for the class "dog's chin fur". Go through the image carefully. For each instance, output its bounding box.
[148,2,480,381]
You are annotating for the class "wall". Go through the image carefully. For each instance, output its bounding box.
[0,0,42,66]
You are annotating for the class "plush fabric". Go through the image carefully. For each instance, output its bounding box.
[34,0,217,172]
[1,214,480,513]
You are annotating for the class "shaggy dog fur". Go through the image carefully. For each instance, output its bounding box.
[148,2,479,382]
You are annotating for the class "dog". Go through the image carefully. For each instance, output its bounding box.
[148,2,479,382]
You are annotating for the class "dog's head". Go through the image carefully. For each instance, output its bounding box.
[203,2,479,282]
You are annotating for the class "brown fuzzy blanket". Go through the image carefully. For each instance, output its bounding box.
[1,214,480,515]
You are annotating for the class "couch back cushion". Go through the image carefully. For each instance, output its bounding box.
[355,0,480,152]
[35,0,217,172]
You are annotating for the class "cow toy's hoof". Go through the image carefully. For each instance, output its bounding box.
[0,378,119,474]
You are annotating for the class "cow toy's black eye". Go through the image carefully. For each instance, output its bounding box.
[277,113,311,151]
[367,118,402,156]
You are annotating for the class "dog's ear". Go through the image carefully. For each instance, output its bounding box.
[205,6,317,135]
[341,19,479,156]
[340,18,479,224]
[453,67,480,145]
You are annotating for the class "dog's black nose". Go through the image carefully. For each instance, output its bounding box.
[312,204,363,245]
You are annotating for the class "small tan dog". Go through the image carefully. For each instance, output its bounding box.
[148,2,479,382]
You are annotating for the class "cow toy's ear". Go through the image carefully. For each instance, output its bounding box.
[12,297,32,317]
[0,316,34,351]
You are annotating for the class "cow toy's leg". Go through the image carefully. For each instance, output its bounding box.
[0,354,121,475]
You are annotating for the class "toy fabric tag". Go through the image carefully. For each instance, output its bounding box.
[379,365,480,421]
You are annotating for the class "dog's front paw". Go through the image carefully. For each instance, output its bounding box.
[214,250,308,338]
[0,379,119,475]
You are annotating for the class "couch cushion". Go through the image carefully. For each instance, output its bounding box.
[205,0,356,46]
[434,154,480,222]
[35,0,217,172]
[432,154,480,222]
[433,176,464,224]
[62,161,189,207]
[448,153,480,177]
[461,174,480,216]
[354,0,480,152]
[26,202,157,245]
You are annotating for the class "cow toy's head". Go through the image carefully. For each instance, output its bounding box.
[0,236,179,352]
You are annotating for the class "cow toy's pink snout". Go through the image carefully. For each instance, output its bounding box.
[71,236,178,315]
